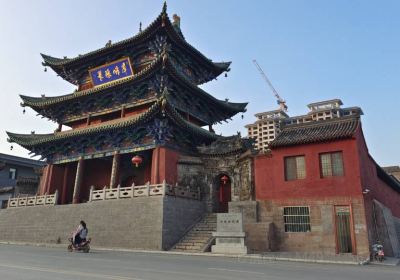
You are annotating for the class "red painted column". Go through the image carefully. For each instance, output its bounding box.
[38,165,49,195]
[151,147,160,184]
[61,164,70,204]
[151,147,179,185]
[72,157,85,204]
[45,164,54,194]
[109,151,121,188]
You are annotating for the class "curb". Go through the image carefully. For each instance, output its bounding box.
[0,241,365,266]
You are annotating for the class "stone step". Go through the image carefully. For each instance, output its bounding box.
[171,214,217,252]
[195,224,216,228]
[182,236,210,241]
[179,240,209,245]
[187,232,212,237]
[174,245,202,250]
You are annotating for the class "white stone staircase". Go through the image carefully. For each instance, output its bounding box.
[171,213,217,252]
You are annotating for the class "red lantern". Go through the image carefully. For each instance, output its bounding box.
[220,175,229,185]
[131,155,143,167]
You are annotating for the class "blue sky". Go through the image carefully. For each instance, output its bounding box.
[0,0,398,166]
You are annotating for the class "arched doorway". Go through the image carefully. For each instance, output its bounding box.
[218,174,231,213]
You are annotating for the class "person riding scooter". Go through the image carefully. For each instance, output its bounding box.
[73,220,88,247]
[371,242,385,262]
[68,220,91,253]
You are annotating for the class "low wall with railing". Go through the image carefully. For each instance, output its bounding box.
[7,191,58,208]
[89,181,200,202]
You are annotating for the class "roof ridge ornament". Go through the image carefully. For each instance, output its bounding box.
[162,2,167,27]
[172,14,181,30]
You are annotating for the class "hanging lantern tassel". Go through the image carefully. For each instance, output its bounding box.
[23,108,26,114]
[131,155,143,167]
[10,145,13,151]
[44,67,47,72]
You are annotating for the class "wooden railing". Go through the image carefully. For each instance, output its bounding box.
[89,181,200,202]
[7,191,58,208]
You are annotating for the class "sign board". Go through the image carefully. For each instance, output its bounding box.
[217,213,243,232]
[89,57,134,87]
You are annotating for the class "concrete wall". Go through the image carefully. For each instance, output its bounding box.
[162,196,206,249]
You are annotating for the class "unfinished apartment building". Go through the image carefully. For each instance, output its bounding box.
[245,99,363,151]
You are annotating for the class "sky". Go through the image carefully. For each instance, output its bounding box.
[0,0,398,166]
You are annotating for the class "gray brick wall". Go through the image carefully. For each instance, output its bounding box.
[0,196,207,250]
[0,197,164,250]
[162,196,206,249]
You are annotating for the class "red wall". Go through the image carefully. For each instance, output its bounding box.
[354,127,400,218]
[255,138,363,200]
[151,147,180,184]
[46,165,65,195]
[80,158,112,202]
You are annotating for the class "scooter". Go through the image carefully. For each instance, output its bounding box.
[67,236,91,253]
[371,243,384,262]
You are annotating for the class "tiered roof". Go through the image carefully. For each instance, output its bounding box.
[8,93,220,163]
[8,3,248,162]
[41,2,229,86]
[21,52,246,126]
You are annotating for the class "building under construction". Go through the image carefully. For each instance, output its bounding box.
[246,99,363,151]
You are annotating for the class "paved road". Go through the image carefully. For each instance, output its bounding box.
[0,245,398,280]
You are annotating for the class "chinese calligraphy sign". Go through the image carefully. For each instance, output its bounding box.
[89,57,134,87]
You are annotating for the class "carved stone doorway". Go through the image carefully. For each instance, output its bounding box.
[218,174,231,213]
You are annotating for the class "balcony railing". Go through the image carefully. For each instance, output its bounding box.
[89,181,200,202]
[7,191,58,208]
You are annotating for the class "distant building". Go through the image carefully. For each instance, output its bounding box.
[245,110,289,151]
[0,153,45,208]
[383,166,400,182]
[245,99,363,151]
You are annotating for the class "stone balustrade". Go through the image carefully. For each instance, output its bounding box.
[89,181,200,202]
[7,191,58,208]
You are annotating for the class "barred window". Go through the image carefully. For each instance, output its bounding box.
[284,156,306,181]
[320,152,344,177]
[283,206,311,232]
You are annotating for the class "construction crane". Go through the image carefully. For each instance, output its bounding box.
[252,59,288,112]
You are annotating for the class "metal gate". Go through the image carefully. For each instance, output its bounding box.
[335,206,353,253]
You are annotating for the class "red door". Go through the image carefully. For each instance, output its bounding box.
[218,176,231,213]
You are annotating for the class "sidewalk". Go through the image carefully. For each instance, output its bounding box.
[2,241,399,266]
[369,257,400,266]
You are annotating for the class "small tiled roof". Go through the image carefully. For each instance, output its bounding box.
[198,135,254,157]
[270,116,360,148]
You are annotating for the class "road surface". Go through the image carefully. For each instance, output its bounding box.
[0,244,398,280]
